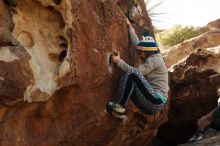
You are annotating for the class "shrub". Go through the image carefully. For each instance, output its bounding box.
[156,25,201,47]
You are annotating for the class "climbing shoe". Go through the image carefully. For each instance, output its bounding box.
[106,101,126,119]
[188,126,210,143]
[188,132,203,142]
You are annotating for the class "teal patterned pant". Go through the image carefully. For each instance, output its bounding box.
[115,68,164,115]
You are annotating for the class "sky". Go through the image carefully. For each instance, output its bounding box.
[147,0,220,29]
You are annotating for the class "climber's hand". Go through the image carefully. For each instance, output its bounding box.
[110,52,120,64]
[197,115,213,131]
[126,18,131,26]
[126,18,135,32]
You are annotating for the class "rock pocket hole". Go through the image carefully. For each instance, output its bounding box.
[4,0,16,6]
[45,6,65,28]
[58,36,68,49]
[58,36,67,43]
[48,53,58,62]
[53,0,62,5]
[58,50,67,62]
[59,43,68,50]
[48,50,67,62]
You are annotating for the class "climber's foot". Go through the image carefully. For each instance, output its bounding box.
[188,132,203,142]
[106,101,126,119]
[188,125,210,143]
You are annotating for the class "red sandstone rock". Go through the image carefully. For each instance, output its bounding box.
[0,0,169,145]
[163,31,220,68]
[0,46,33,103]
[0,0,18,46]
[159,46,220,145]
[207,19,220,31]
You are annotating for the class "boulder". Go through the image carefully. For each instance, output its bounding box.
[206,19,220,31]
[0,0,169,145]
[158,46,220,145]
[163,31,220,68]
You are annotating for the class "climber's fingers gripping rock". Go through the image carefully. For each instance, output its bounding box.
[126,18,131,26]
[110,52,120,64]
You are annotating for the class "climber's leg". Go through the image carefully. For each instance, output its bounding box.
[106,68,164,118]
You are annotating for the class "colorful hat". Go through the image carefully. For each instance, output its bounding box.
[137,34,159,52]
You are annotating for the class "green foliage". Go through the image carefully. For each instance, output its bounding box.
[156,25,201,47]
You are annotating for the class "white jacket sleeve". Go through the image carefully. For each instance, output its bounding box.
[129,26,139,46]
[116,56,157,76]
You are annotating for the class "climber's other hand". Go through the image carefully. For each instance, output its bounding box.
[126,18,131,26]
[111,53,120,64]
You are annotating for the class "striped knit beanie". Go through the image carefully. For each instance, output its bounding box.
[137,33,159,52]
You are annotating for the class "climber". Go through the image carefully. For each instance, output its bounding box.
[198,106,220,130]
[188,91,220,142]
[106,20,169,119]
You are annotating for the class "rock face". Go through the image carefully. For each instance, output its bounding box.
[158,46,220,145]
[163,31,220,68]
[0,45,33,104]
[0,0,169,145]
[11,0,74,102]
[0,0,18,46]
[206,19,220,32]
[157,19,220,145]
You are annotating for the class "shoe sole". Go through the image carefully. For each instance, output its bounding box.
[114,107,125,113]
[112,111,127,119]
[106,103,125,114]
[106,106,126,119]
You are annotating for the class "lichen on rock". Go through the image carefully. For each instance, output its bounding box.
[10,0,73,102]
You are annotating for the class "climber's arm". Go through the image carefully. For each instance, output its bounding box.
[110,53,133,72]
[126,18,139,46]
[197,107,218,131]
[197,90,220,131]
[129,26,139,46]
